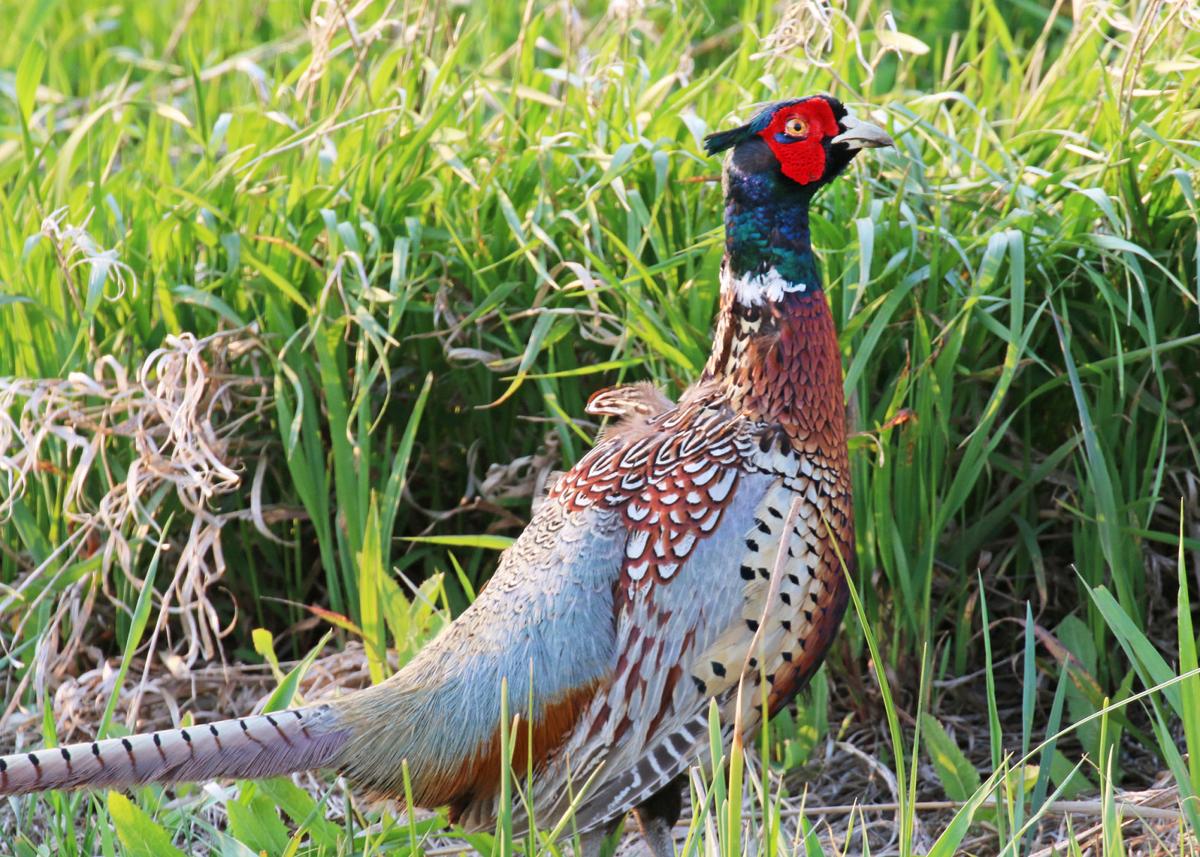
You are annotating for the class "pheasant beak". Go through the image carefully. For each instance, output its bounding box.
[831,113,894,150]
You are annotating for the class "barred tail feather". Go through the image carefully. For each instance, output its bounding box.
[0,705,350,796]
[571,710,714,833]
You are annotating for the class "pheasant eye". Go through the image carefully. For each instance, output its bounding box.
[784,117,809,138]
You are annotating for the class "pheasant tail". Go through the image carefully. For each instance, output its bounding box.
[0,705,349,796]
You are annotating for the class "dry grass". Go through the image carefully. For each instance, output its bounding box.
[0,323,294,686]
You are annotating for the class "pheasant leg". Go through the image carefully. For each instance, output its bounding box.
[632,776,684,857]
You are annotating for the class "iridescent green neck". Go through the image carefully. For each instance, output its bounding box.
[724,184,819,291]
[704,141,830,382]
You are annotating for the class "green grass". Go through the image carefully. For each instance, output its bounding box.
[1,0,1199,853]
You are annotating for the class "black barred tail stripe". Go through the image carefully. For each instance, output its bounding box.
[0,706,350,796]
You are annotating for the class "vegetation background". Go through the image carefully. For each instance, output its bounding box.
[1,0,1198,854]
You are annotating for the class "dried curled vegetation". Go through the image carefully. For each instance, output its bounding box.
[0,323,285,668]
[0,212,292,683]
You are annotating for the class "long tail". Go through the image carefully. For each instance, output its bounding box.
[0,705,350,796]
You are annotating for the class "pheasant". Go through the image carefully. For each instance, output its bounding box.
[0,95,891,854]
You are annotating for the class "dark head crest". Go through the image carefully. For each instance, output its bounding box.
[703,100,798,156]
[702,97,848,156]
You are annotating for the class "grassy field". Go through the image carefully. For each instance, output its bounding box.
[1,0,1199,853]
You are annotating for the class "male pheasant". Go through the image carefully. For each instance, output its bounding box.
[0,96,891,854]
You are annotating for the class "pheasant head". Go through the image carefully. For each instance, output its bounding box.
[703,95,893,191]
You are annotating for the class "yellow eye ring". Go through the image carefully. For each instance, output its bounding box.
[784,117,809,138]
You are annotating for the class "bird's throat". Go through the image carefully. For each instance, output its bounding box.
[724,191,819,299]
[703,169,846,453]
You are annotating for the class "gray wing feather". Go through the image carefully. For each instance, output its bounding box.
[526,471,777,833]
[337,497,627,805]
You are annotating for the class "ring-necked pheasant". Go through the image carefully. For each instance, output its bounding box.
[0,95,891,854]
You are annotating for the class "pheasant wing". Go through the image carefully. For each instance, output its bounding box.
[527,397,854,832]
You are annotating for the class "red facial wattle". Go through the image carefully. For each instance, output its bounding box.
[758,99,842,185]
